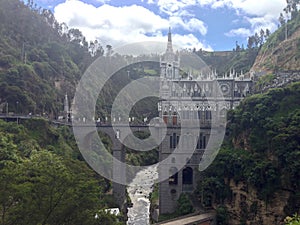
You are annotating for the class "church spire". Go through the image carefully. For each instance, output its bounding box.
[166,27,173,53]
[168,27,172,43]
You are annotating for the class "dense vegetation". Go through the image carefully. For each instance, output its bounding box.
[0,0,102,116]
[0,0,160,122]
[196,82,300,224]
[0,119,124,225]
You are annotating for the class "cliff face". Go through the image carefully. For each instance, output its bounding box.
[221,174,290,224]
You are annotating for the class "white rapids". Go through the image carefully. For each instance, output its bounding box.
[127,166,158,225]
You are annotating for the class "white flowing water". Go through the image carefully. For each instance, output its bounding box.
[127,166,158,225]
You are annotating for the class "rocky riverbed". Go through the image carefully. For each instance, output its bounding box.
[127,166,158,225]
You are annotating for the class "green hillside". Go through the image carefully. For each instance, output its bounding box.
[0,0,159,121]
[0,0,98,116]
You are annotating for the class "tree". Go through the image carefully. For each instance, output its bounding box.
[0,132,19,166]
[259,29,265,45]
[285,0,300,19]
[0,131,22,225]
[89,40,104,57]
[247,36,255,49]
[0,149,107,225]
[68,28,85,45]
[265,29,271,39]
[235,41,241,52]
[0,161,23,225]
[0,118,123,225]
[176,194,194,216]
[254,32,260,47]
[279,13,286,27]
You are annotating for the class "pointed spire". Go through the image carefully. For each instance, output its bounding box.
[166,27,173,53]
[168,27,172,42]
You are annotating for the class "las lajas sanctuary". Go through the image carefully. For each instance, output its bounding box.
[157,29,253,214]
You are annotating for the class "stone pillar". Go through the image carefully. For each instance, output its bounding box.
[112,132,126,210]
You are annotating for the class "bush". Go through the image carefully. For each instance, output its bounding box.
[176,193,194,216]
[216,205,230,225]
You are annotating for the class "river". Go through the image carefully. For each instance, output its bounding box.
[127,166,158,225]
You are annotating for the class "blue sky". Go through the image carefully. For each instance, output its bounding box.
[32,0,287,51]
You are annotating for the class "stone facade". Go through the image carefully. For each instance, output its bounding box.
[158,29,254,214]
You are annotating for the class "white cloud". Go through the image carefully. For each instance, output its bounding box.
[54,0,211,50]
[148,0,285,17]
[225,0,284,37]
[246,14,279,33]
[149,0,197,15]
[225,28,251,37]
[206,0,286,39]
[228,0,285,17]
[147,0,286,39]
[209,0,286,31]
[169,17,207,35]
[173,33,212,50]
[143,0,209,36]
[226,13,281,38]
[195,0,286,17]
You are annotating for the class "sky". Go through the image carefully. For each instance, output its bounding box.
[32,0,287,51]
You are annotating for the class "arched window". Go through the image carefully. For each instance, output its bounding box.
[170,133,179,149]
[182,167,193,185]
